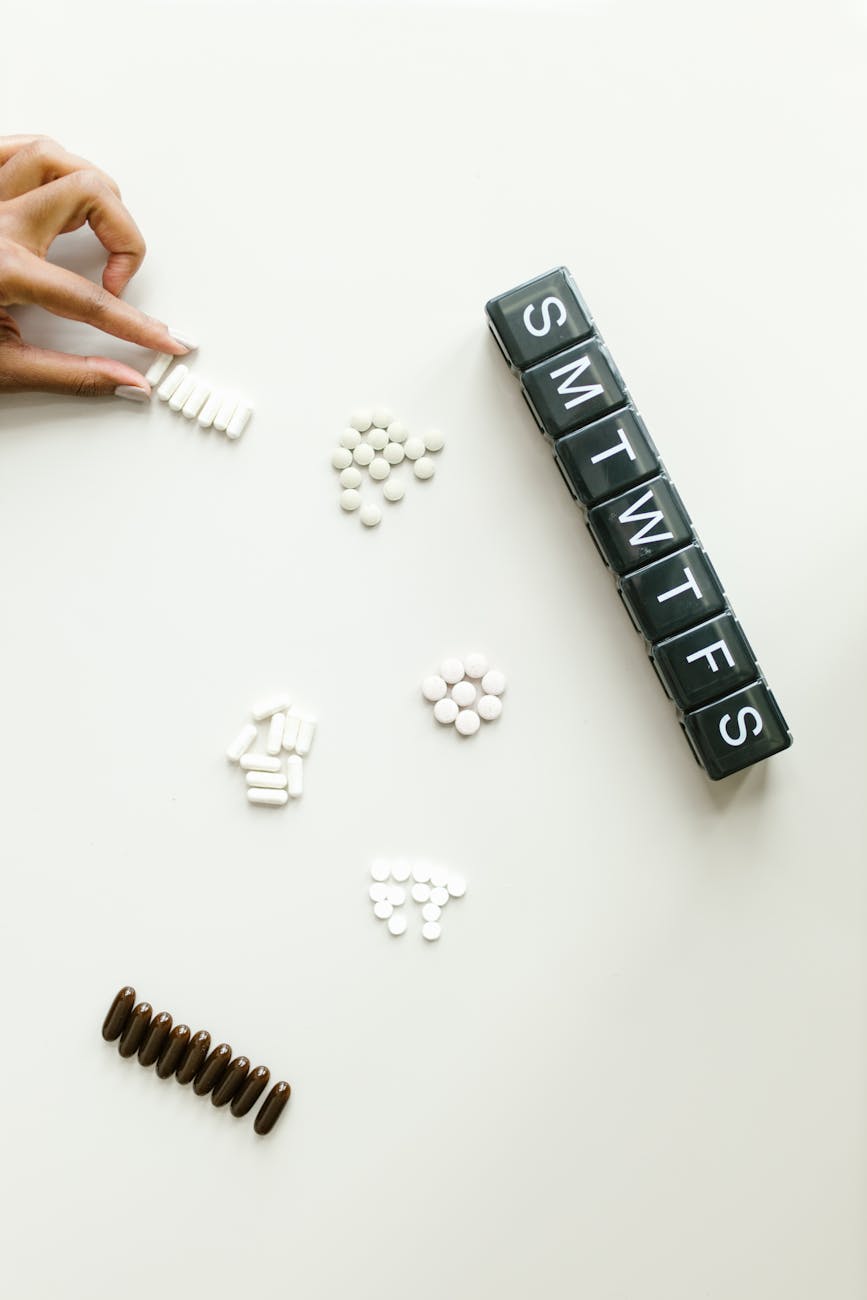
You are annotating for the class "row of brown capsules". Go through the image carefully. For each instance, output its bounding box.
[101,986,290,1136]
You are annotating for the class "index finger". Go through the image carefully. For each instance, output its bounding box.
[0,135,57,166]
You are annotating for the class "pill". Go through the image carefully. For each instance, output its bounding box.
[213,393,239,433]
[464,653,488,679]
[118,1002,152,1058]
[370,882,389,903]
[332,447,353,470]
[252,694,291,721]
[239,752,281,772]
[227,722,258,762]
[383,441,405,465]
[227,402,252,440]
[430,885,449,907]
[447,871,467,898]
[422,675,447,702]
[383,479,405,503]
[440,658,465,685]
[101,985,136,1041]
[156,1023,191,1078]
[169,372,196,412]
[340,427,362,450]
[145,352,174,385]
[360,504,381,527]
[295,718,316,756]
[433,698,459,725]
[197,390,223,429]
[404,436,425,461]
[350,409,372,432]
[481,670,506,696]
[182,381,210,419]
[266,712,285,755]
[451,680,476,708]
[424,428,445,452]
[282,712,302,751]
[387,420,408,443]
[193,1042,232,1097]
[372,406,394,428]
[411,883,431,903]
[412,862,432,883]
[422,921,442,942]
[353,443,374,467]
[253,1080,291,1136]
[414,456,435,481]
[157,363,188,401]
[211,1055,250,1108]
[368,457,390,481]
[370,860,391,882]
[455,709,481,737]
[368,428,389,453]
[478,694,503,721]
[138,1011,173,1067]
[392,861,411,882]
[176,1030,211,1084]
[247,788,289,806]
[245,770,288,789]
[230,1064,270,1117]
[386,884,406,906]
[430,864,449,888]
[374,900,393,920]
[287,754,303,798]
[422,903,442,923]
[387,913,407,937]
[340,466,362,488]
[341,488,361,511]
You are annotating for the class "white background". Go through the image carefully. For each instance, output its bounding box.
[0,2,864,1297]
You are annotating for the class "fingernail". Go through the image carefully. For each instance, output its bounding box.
[115,385,151,403]
[168,328,198,351]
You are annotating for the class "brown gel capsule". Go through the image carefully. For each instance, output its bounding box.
[117,1002,152,1058]
[254,1081,291,1135]
[230,1065,270,1117]
[193,1043,232,1097]
[156,1024,191,1079]
[176,1030,211,1085]
[138,1012,173,1067]
[211,1056,250,1108]
[102,986,136,1042]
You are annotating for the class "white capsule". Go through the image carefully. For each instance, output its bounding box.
[478,694,503,721]
[455,709,481,737]
[422,902,442,923]
[481,669,506,696]
[383,441,405,465]
[386,884,406,906]
[360,504,381,528]
[386,421,408,443]
[464,653,489,679]
[404,436,425,461]
[251,694,291,721]
[411,882,431,904]
[373,899,393,920]
[295,717,316,756]
[424,428,445,452]
[332,447,353,470]
[440,657,465,685]
[412,862,432,883]
[392,861,411,883]
[387,913,407,937]
[447,872,467,898]
[169,372,196,412]
[247,787,289,807]
[182,381,210,419]
[430,886,449,907]
[370,860,391,883]
[157,363,187,401]
[213,393,239,433]
[350,409,372,432]
[368,457,390,481]
[226,402,252,440]
[197,390,224,429]
[340,466,362,488]
[353,443,374,467]
[340,427,362,450]
[245,770,288,789]
[282,711,301,751]
[429,864,449,888]
[266,711,285,755]
[145,352,174,386]
[372,406,394,429]
[422,921,442,942]
[226,722,257,762]
[287,754,303,798]
[451,681,476,708]
[383,479,405,503]
[414,456,435,481]
[422,675,447,702]
[340,488,361,512]
[433,698,459,725]
[239,752,281,772]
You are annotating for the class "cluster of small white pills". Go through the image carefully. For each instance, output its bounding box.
[145,352,253,440]
[369,860,466,941]
[226,694,317,807]
[332,406,445,528]
[422,654,506,737]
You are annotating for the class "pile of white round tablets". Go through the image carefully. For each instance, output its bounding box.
[145,351,253,439]
[226,694,317,807]
[332,406,445,527]
[422,655,506,737]
[369,860,467,941]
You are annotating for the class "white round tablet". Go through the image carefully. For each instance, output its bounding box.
[383,441,405,465]
[451,680,476,708]
[412,862,432,884]
[373,900,393,920]
[340,466,362,489]
[481,669,506,696]
[331,447,352,470]
[383,479,405,503]
[455,709,481,737]
[430,885,449,907]
[360,504,381,528]
[368,427,388,451]
[424,428,445,452]
[386,421,408,443]
[404,436,425,461]
[340,488,361,512]
[353,442,374,466]
[411,882,431,904]
[447,872,467,898]
[464,653,488,679]
[340,427,362,450]
[422,903,442,923]
[422,921,441,942]
[350,409,372,432]
[369,882,389,903]
[440,657,464,685]
[422,675,448,702]
[368,457,390,481]
[372,406,394,429]
[433,698,459,725]
[429,864,449,888]
[370,860,390,882]
[477,694,503,721]
[386,884,406,907]
[392,861,411,883]
[413,457,435,481]
[387,913,407,937]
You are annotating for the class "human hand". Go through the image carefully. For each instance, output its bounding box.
[0,135,194,401]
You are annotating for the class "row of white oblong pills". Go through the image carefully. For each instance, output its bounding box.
[369,859,467,941]
[226,694,317,806]
[145,352,253,439]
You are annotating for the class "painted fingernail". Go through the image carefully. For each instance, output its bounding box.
[167,328,198,351]
[114,385,151,403]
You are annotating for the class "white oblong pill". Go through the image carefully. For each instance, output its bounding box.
[455,709,481,736]
[287,754,303,798]
[422,675,447,702]
[239,752,282,772]
[350,409,372,432]
[373,899,393,920]
[169,373,196,412]
[198,390,223,429]
[392,861,411,883]
[370,860,391,882]
[252,694,291,721]
[227,402,252,440]
[226,722,258,762]
[477,694,503,721]
[158,363,187,401]
[422,921,441,942]
[340,466,362,489]
[383,479,405,503]
[266,712,285,755]
[340,488,361,512]
[360,504,381,528]
[332,447,353,470]
[213,393,239,433]
[146,353,174,386]
[412,862,431,883]
[353,443,374,467]
[387,913,407,937]
[440,657,464,685]
[433,698,458,725]
[295,718,316,756]
[372,406,394,429]
[430,885,449,907]
[447,871,467,898]
[368,427,389,452]
[383,441,404,465]
[414,456,435,481]
[411,882,431,903]
[368,457,390,481]
[369,882,389,903]
[404,436,425,461]
[386,884,406,907]
[386,421,408,443]
[481,669,506,696]
[451,680,476,708]
[464,653,489,679]
[430,864,449,888]
[340,427,362,450]
[422,902,442,923]
[182,381,210,419]
[282,711,301,751]
[247,787,288,807]
[245,770,288,789]
[424,428,445,452]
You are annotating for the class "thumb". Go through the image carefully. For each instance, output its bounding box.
[0,336,152,400]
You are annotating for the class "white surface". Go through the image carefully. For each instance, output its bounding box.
[1,1,865,1299]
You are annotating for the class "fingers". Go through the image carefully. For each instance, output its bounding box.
[0,135,56,167]
[0,334,151,399]
[0,137,120,202]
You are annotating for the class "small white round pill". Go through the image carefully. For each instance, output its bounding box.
[404,436,425,461]
[440,658,465,685]
[430,885,449,907]
[424,428,445,452]
[422,921,442,942]
[429,865,449,888]
[340,488,361,512]
[368,427,389,451]
[360,504,381,528]
[455,709,481,737]
[412,862,432,883]
[422,675,448,703]
[392,862,411,883]
[353,443,375,467]
[383,479,405,503]
[383,441,405,465]
[368,457,390,481]
[350,409,372,432]
[372,406,394,429]
[386,421,408,443]
[413,457,435,481]
[387,913,407,937]
[332,447,353,470]
[433,698,459,725]
[447,872,467,898]
[411,882,431,904]
[478,694,503,721]
[340,427,362,450]
[369,882,389,903]
[340,466,362,489]
[386,884,406,907]
[451,680,476,708]
[481,669,506,696]
[373,900,393,920]
[422,903,442,923]
[370,860,390,882]
[464,654,489,679]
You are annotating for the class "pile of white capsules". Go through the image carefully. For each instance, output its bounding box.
[226,694,316,807]
[369,860,467,942]
[331,406,445,528]
[144,351,253,439]
[422,654,506,737]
